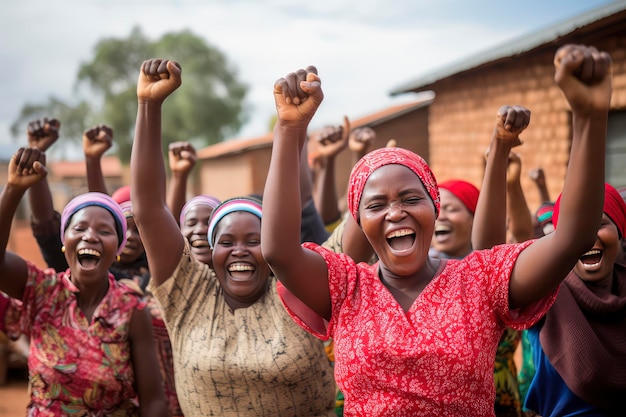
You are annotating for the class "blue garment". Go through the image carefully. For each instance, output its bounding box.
[525,325,612,417]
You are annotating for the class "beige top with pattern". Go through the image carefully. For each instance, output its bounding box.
[150,242,335,417]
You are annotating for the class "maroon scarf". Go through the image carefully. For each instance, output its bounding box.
[540,262,626,410]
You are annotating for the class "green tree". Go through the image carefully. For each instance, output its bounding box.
[11,26,248,163]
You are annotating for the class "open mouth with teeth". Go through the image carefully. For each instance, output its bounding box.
[386,229,416,251]
[227,262,256,281]
[433,223,452,239]
[77,248,101,268]
[191,239,210,248]
[579,249,603,267]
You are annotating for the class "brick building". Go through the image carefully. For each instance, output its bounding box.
[195,2,626,215]
[389,1,626,212]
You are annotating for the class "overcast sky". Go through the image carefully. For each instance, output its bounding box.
[0,0,618,156]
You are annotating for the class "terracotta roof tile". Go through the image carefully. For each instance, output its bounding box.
[49,156,122,179]
[197,96,433,160]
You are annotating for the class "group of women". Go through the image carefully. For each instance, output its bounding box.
[0,42,624,417]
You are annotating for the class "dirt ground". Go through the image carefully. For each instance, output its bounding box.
[0,369,29,416]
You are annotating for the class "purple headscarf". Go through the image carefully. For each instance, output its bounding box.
[60,192,127,255]
[180,194,222,226]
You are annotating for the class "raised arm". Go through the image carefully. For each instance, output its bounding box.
[529,167,552,204]
[310,117,350,225]
[27,118,59,226]
[130,59,185,287]
[505,152,534,243]
[166,141,197,225]
[26,118,68,271]
[509,44,612,308]
[338,126,376,214]
[0,148,47,299]
[473,105,529,251]
[83,124,114,194]
[262,66,332,320]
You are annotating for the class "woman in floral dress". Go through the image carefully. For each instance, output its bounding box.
[0,150,166,417]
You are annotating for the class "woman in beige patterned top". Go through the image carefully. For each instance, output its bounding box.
[130,58,336,417]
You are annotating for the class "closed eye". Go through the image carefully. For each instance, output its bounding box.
[364,202,386,211]
[403,197,422,205]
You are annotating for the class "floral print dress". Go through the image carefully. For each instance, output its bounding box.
[4,261,146,416]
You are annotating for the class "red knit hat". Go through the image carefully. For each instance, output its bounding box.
[552,183,626,238]
[438,180,480,215]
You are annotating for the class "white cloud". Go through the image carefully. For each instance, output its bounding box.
[0,0,616,152]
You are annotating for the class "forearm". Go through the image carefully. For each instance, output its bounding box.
[0,186,30,298]
[85,156,108,194]
[506,180,533,243]
[132,101,168,214]
[131,100,184,284]
[315,156,341,225]
[262,121,307,264]
[472,137,512,250]
[166,172,189,225]
[0,186,26,257]
[28,178,55,224]
[555,112,606,250]
[536,184,551,204]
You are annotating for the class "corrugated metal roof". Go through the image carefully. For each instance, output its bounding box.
[389,1,626,95]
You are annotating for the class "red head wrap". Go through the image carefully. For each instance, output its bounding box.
[347,147,440,222]
[552,183,626,238]
[112,185,131,204]
[438,180,480,215]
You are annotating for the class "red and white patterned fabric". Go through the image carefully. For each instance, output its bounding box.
[280,240,557,417]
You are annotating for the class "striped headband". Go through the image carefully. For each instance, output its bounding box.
[119,200,133,218]
[207,197,263,248]
[180,195,222,226]
[60,192,127,255]
[347,147,440,223]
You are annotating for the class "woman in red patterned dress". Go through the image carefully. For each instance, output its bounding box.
[261,43,613,416]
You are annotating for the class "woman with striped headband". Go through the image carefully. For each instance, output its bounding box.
[261,44,612,416]
[130,59,335,416]
[0,148,167,416]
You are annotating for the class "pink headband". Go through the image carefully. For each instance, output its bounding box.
[347,147,440,222]
[60,192,127,255]
[180,195,222,226]
[553,183,626,239]
[438,179,480,215]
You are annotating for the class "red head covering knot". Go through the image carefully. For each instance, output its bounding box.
[553,183,626,239]
[347,147,439,222]
[438,180,480,215]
